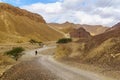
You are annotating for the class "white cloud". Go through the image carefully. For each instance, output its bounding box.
[62,0,83,10]
[21,0,120,26]
[95,7,120,19]
[75,11,114,26]
[0,0,3,2]
[22,2,62,14]
[96,0,120,8]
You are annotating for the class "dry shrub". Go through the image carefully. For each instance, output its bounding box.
[54,44,72,59]
[0,53,15,65]
[84,38,120,68]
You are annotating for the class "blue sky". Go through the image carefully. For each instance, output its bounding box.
[0,0,120,26]
[0,0,59,6]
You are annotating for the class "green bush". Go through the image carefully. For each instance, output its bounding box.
[29,39,43,44]
[5,47,25,61]
[29,39,38,44]
[57,38,72,44]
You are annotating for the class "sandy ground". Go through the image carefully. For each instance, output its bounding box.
[0,46,116,80]
[0,47,62,80]
[1,58,62,80]
[0,42,41,53]
[0,42,42,77]
[40,55,116,80]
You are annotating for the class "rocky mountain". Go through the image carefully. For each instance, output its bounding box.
[70,27,91,39]
[92,22,120,46]
[55,22,120,70]
[79,24,108,36]
[48,22,108,36]
[106,22,120,32]
[82,22,120,68]
[0,3,46,23]
[112,22,120,28]
[0,3,63,43]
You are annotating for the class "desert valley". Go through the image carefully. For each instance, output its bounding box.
[0,2,120,80]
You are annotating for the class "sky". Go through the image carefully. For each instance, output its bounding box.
[0,0,120,26]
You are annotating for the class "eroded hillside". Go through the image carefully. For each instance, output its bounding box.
[55,22,120,69]
[0,3,63,43]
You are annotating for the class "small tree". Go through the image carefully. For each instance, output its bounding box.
[29,39,38,44]
[38,42,44,46]
[29,39,43,47]
[5,47,24,61]
[57,38,72,44]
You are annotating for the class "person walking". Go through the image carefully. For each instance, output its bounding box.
[35,50,38,55]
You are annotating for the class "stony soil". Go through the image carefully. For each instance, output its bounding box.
[1,58,62,80]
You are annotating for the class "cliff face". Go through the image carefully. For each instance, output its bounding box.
[0,3,63,43]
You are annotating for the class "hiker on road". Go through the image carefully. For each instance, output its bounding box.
[35,50,38,55]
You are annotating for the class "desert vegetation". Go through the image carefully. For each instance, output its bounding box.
[29,39,44,47]
[55,38,120,68]
[54,44,72,59]
[84,38,120,67]
[56,38,72,44]
[29,39,42,44]
[55,36,120,79]
[5,47,25,61]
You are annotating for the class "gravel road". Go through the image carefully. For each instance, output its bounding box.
[0,47,114,80]
[1,57,63,80]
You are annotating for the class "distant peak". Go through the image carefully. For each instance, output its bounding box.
[113,22,120,27]
[65,21,70,23]
[63,21,72,24]
[0,3,13,7]
[62,21,75,25]
[111,22,120,29]
[70,27,91,39]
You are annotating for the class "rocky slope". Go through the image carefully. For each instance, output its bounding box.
[70,27,91,39]
[49,22,76,33]
[0,3,63,43]
[55,22,120,70]
[80,24,108,36]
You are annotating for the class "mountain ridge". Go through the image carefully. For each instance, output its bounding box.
[0,3,63,43]
[0,3,46,23]
[55,22,120,71]
[48,22,109,36]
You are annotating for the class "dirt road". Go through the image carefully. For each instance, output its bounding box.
[1,47,114,80]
